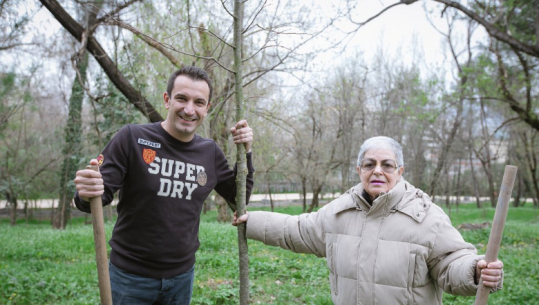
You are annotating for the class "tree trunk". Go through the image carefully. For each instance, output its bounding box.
[469,145,482,208]
[455,158,462,212]
[267,181,274,212]
[54,50,88,229]
[233,1,249,303]
[529,170,539,208]
[106,204,113,222]
[216,195,229,222]
[514,173,522,207]
[340,157,350,194]
[428,104,463,196]
[24,197,29,223]
[307,185,322,213]
[54,0,105,229]
[7,192,17,226]
[203,199,210,214]
[487,166,496,208]
[301,178,307,213]
[479,99,497,208]
[521,132,539,207]
[445,173,451,210]
[50,199,55,223]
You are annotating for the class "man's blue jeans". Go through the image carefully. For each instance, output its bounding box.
[109,262,195,305]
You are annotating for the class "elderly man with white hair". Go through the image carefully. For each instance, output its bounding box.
[234,136,504,305]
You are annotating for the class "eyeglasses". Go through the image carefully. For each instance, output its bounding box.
[359,158,399,173]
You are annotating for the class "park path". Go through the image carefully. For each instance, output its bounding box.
[1,194,532,210]
[0,193,342,210]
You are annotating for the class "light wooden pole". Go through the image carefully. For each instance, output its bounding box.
[87,164,112,305]
[474,165,517,305]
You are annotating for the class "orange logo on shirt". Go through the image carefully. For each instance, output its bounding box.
[97,154,104,167]
[143,149,156,164]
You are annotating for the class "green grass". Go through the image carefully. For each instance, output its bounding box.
[1,203,538,304]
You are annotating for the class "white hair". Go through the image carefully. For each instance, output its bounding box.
[357,136,404,167]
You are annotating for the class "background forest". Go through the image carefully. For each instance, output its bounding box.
[1,0,538,225]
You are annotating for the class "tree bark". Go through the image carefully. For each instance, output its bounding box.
[456,158,462,211]
[307,185,323,213]
[233,1,249,303]
[469,143,482,208]
[521,132,539,207]
[39,0,163,122]
[301,178,307,213]
[478,99,497,207]
[54,42,89,230]
[491,46,539,132]
[6,191,17,226]
[216,195,229,222]
[267,181,274,212]
[428,100,463,196]
[514,173,522,207]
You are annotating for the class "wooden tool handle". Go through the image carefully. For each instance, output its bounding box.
[87,164,113,305]
[474,165,517,305]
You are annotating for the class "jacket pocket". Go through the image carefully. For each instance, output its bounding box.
[407,253,416,304]
[412,252,429,287]
[326,242,338,296]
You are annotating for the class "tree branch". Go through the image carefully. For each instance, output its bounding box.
[94,0,142,24]
[105,19,183,68]
[243,0,267,34]
[349,1,416,26]
[491,43,539,131]
[39,0,163,122]
[105,19,235,73]
[220,0,234,18]
[0,42,34,51]
[434,0,539,57]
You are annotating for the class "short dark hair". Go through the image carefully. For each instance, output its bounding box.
[166,66,213,103]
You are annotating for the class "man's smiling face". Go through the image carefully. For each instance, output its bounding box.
[162,75,211,142]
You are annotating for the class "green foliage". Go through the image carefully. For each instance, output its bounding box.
[0,223,107,304]
[1,204,538,304]
[0,72,16,96]
[89,76,146,147]
[0,72,17,134]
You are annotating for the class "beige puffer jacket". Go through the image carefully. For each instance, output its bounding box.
[246,179,502,304]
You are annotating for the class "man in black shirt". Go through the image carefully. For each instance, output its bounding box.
[74,66,254,304]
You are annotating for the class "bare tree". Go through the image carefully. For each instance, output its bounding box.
[0,71,63,225]
[351,0,539,131]
[427,14,475,197]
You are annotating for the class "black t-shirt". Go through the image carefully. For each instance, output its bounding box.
[74,122,254,278]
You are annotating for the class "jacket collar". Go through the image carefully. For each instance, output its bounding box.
[352,179,406,213]
[333,179,431,223]
[331,187,361,214]
[395,181,431,223]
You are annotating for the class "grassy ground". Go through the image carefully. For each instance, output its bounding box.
[1,203,538,304]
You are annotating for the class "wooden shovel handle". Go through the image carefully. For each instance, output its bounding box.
[87,164,113,305]
[474,165,517,305]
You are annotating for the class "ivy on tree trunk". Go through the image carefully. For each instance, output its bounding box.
[54,50,88,229]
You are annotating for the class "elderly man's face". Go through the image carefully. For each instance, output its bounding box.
[356,148,404,201]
